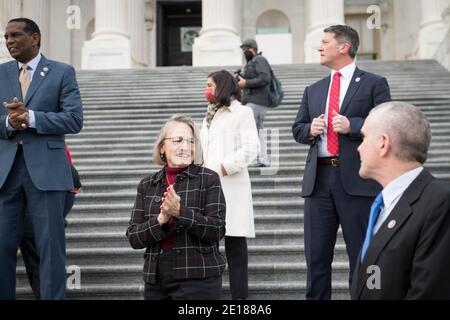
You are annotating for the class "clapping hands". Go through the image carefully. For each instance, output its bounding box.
[157,185,181,225]
[4,97,29,130]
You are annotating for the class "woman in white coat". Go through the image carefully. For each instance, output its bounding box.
[200,70,259,300]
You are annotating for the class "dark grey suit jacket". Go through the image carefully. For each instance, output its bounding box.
[292,67,391,197]
[351,169,450,299]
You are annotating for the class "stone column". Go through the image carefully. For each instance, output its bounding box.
[444,6,450,27]
[0,0,22,63]
[193,0,242,66]
[82,0,132,69]
[129,0,147,68]
[22,0,50,56]
[304,0,344,63]
[417,0,450,58]
[144,0,155,67]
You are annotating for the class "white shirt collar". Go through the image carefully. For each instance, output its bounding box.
[18,53,42,71]
[331,62,356,80]
[382,167,424,208]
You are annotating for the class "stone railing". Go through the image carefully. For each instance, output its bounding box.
[434,7,450,71]
[434,30,450,71]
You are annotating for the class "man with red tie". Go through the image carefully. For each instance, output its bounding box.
[292,25,391,300]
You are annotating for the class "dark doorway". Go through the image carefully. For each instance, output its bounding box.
[157,0,202,66]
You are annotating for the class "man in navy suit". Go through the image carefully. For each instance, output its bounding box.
[352,101,450,299]
[292,25,391,299]
[0,18,83,299]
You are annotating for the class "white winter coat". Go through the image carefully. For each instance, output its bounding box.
[200,99,259,238]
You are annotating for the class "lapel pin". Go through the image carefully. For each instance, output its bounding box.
[355,77,361,83]
[41,67,49,77]
[388,220,396,229]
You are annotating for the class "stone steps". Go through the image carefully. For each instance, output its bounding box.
[16,262,350,289]
[16,282,351,300]
[15,59,450,300]
[65,213,304,231]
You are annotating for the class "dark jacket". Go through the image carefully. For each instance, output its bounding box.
[351,170,450,300]
[242,54,271,107]
[292,67,391,197]
[126,164,226,284]
[70,164,81,189]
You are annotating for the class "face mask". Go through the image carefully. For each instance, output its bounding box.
[204,87,216,104]
[244,51,254,62]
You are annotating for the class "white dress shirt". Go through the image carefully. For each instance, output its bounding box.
[318,62,356,158]
[5,53,41,130]
[373,166,424,234]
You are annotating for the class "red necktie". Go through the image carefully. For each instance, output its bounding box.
[327,71,341,156]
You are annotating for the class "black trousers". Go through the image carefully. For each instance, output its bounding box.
[225,236,248,299]
[304,165,373,300]
[144,249,222,300]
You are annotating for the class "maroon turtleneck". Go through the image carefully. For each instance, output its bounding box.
[160,166,185,249]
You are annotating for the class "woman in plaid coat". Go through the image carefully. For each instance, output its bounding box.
[126,115,226,300]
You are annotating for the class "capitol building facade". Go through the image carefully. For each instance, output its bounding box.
[1,0,449,70]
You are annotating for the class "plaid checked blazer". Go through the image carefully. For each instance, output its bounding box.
[126,164,227,284]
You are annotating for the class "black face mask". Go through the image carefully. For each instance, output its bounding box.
[244,51,254,62]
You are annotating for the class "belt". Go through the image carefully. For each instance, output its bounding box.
[318,157,340,167]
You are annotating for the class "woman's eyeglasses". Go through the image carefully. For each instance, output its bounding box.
[164,136,195,145]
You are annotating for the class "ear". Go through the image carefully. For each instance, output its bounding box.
[31,33,40,47]
[339,42,350,55]
[379,134,390,157]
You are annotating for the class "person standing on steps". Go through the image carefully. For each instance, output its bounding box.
[19,145,82,299]
[127,115,226,300]
[237,38,272,168]
[200,70,259,300]
[0,17,83,300]
[352,101,450,300]
[292,25,391,300]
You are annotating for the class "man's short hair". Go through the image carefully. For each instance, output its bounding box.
[324,25,359,59]
[371,101,431,164]
[8,17,41,48]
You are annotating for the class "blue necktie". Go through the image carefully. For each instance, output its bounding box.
[360,192,384,263]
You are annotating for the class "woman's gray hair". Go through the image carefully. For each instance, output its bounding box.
[370,101,431,164]
[152,114,203,166]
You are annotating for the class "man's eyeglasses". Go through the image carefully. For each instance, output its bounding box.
[164,136,195,145]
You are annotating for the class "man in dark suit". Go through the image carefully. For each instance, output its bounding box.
[352,101,450,299]
[0,18,83,299]
[292,25,391,299]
